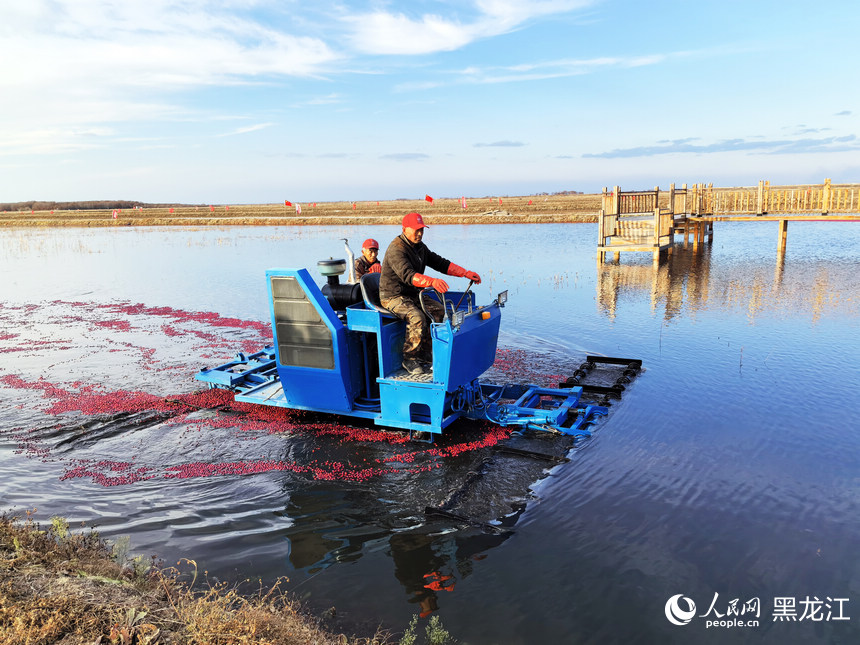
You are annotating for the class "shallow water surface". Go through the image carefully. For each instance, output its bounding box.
[1,222,859,644]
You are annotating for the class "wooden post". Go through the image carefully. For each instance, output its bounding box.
[652,206,661,265]
[774,248,785,288]
[778,219,788,253]
[597,206,605,262]
[757,180,764,215]
[599,190,606,236]
[669,183,675,217]
[822,178,831,214]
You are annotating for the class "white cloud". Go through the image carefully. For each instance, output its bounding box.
[0,1,343,155]
[219,122,275,136]
[345,0,594,55]
[296,93,344,107]
[345,12,473,55]
[474,0,593,28]
[392,52,674,90]
[1,2,339,93]
[0,127,111,155]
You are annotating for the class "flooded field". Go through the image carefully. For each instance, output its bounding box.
[1,222,858,644]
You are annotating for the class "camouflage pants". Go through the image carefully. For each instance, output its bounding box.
[380,295,445,361]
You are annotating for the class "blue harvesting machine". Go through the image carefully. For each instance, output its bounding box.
[195,249,613,440]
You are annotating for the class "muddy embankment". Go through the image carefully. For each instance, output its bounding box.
[0,194,602,228]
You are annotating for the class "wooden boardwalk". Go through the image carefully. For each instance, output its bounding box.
[597,179,860,263]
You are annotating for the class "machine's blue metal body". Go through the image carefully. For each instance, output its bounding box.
[196,266,607,438]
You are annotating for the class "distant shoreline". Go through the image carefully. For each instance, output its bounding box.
[0,194,602,228]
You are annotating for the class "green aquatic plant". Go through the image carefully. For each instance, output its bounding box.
[111,534,131,565]
[50,515,69,541]
[399,615,419,645]
[425,615,452,644]
[398,614,453,645]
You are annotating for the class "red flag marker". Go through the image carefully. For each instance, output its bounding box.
[284,200,292,206]
[210,205,215,212]
[425,194,434,203]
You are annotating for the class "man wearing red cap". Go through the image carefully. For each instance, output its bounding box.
[380,212,481,376]
[354,238,381,278]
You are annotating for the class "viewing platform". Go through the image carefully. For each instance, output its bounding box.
[597,179,860,264]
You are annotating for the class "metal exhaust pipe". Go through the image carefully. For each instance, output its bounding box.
[341,238,357,283]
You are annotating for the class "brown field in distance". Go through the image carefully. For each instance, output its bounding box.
[0,194,602,228]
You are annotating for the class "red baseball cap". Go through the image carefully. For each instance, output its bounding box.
[362,238,379,250]
[402,212,428,229]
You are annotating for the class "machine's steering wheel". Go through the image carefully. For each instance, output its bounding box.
[419,280,475,322]
[418,287,452,322]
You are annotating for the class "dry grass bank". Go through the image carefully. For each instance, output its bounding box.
[0,511,395,645]
[0,194,601,228]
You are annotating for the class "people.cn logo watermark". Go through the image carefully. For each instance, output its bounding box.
[665,595,697,626]
[664,593,849,629]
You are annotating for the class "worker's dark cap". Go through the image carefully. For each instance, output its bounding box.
[402,212,427,229]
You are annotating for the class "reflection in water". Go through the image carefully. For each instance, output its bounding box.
[597,243,858,324]
[388,529,507,618]
[278,485,514,618]
[596,245,713,322]
[271,422,571,619]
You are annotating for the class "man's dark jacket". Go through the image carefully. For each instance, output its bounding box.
[379,234,451,301]
[354,255,379,277]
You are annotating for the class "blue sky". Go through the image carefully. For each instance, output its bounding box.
[2,0,859,203]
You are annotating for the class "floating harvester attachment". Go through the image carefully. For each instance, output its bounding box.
[196,255,634,439]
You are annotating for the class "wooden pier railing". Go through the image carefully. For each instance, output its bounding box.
[689,179,859,216]
[597,179,860,263]
[597,185,680,263]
